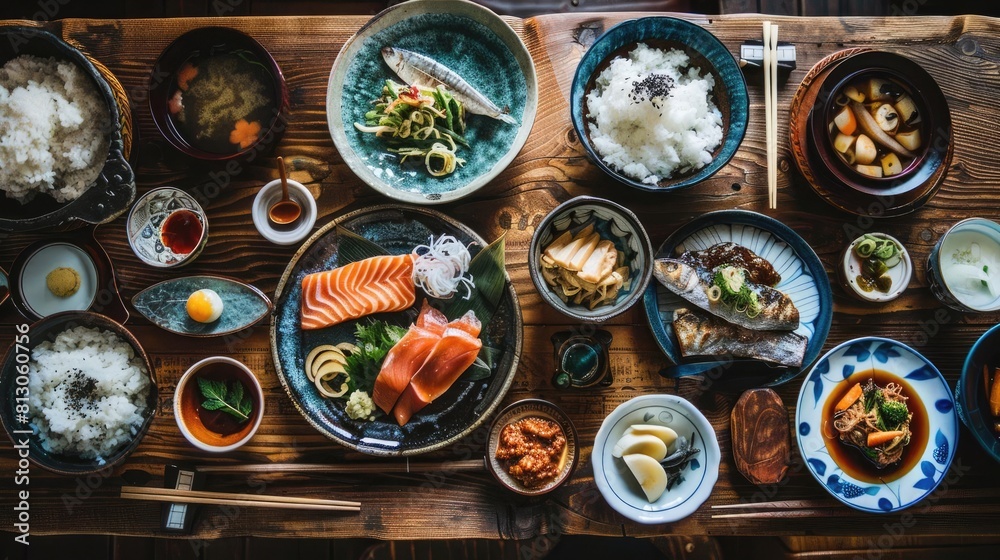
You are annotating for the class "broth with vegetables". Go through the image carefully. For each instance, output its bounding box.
[823,369,927,483]
[827,75,924,179]
[167,50,278,154]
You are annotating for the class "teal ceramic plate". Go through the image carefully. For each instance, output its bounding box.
[133,276,272,337]
[271,204,522,456]
[327,0,537,204]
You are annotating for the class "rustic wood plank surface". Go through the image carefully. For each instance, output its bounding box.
[2,12,1000,541]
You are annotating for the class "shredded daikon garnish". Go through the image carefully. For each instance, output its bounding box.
[412,235,475,299]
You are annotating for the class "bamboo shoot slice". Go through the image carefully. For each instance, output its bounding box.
[567,232,601,272]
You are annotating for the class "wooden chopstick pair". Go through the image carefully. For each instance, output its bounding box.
[711,488,1000,519]
[194,458,485,474]
[120,485,361,513]
[763,21,779,210]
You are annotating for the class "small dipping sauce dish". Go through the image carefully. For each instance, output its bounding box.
[175,356,263,452]
[839,232,912,303]
[127,187,208,268]
[251,178,317,245]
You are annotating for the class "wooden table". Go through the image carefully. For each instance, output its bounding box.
[2,12,1000,542]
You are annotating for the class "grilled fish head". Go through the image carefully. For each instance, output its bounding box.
[381,47,401,70]
[654,259,699,293]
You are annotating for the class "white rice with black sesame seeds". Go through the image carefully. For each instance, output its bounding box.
[28,326,150,462]
[585,43,723,185]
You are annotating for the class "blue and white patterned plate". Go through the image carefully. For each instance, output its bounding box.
[593,394,720,524]
[796,337,958,513]
[643,210,833,386]
[327,0,537,204]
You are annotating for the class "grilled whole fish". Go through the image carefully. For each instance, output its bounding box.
[678,242,781,286]
[381,47,517,125]
[654,258,799,331]
[672,308,807,367]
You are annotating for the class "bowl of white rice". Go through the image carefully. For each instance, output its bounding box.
[570,17,749,192]
[0,311,156,475]
[0,27,135,232]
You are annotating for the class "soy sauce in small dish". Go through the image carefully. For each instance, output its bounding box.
[160,209,204,255]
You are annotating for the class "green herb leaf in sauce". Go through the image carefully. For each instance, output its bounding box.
[197,377,251,422]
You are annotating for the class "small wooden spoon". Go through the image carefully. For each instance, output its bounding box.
[267,157,302,226]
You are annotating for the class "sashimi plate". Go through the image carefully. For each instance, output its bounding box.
[643,210,833,387]
[326,0,537,204]
[271,205,522,456]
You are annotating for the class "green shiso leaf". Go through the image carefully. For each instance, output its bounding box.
[196,377,250,422]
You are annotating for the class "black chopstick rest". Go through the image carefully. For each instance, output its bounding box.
[161,464,205,533]
[740,40,797,82]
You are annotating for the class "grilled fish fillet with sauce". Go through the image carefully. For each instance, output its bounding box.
[653,258,799,331]
[672,308,807,367]
[678,242,782,286]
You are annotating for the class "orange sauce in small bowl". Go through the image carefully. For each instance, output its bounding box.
[178,360,261,449]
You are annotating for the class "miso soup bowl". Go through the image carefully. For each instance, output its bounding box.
[807,51,952,200]
[148,27,289,161]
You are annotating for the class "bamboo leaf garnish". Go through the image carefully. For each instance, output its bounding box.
[438,234,507,325]
[197,377,251,422]
[336,225,390,267]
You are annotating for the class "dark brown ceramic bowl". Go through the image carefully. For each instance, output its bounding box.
[148,27,289,161]
[8,229,128,324]
[809,52,950,192]
[0,311,157,475]
[486,399,579,496]
[0,27,135,233]
[789,49,953,217]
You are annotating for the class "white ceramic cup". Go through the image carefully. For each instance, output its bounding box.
[174,356,264,452]
[251,178,317,245]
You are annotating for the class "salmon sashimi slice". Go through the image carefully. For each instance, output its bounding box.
[300,254,416,330]
[371,303,448,414]
[392,311,483,426]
